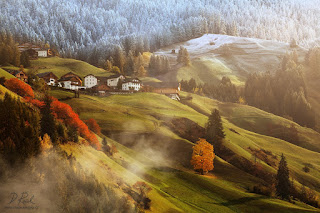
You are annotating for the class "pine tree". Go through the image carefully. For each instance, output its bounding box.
[177,46,191,66]
[276,154,291,200]
[113,46,125,73]
[205,109,225,145]
[20,51,31,68]
[40,95,58,144]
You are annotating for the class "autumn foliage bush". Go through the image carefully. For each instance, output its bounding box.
[85,118,101,135]
[51,98,101,150]
[25,97,45,108]
[4,78,34,98]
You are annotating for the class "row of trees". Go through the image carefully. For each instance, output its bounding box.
[148,54,170,76]
[181,77,239,103]
[177,46,191,66]
[0,77,102,166]
[0,33,20,67]
[0,93,40,165]
[202,77,239,103]
[305,47,320,75]
[103,47,146,77]
[0,32,31,67]
[244,54,315,128]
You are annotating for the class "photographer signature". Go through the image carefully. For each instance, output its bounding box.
[8,192,36,205]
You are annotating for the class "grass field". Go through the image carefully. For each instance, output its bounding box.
[177,57,245,86]
[0,68,16,79]
[50,90,320,212]
[30,57,112,78]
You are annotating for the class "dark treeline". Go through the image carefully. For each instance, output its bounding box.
[181,76,239,103]
[305,47,320,75]
[149,54,170,76]
[0,32,32,68]
[203,77,239,102]
[177,46,191,66]
[0,33,21,67]
[0,94,40,165]
[244,53,315,128]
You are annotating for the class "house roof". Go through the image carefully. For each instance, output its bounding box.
[97,76,109,83]
[108,74,124,79]
[7,70,25,76]
[84,74,96,78]
[36,72,58,79]
[59,76,81,82]
[122,78,141,83]
[144,82,180,88]
[84,74,124,80]
[61,72,82,80]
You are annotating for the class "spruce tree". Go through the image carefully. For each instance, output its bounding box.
[276,154,291,200]
[40,95,58,144]
[205,109,225,145]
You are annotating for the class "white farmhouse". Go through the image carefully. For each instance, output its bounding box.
[84,74,98,88]
[37,50,48,57]
[122,78,141,91]
[107,74,125,87]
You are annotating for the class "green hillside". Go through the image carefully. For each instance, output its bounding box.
[177,58,245,86]
[30,57,112,78]
[181,92,320,153]
[0,68,15,79]
[50,90,320,212]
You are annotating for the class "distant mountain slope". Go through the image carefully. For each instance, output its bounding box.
[154,34,306,84]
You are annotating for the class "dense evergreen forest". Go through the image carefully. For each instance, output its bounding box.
[1,0,320,66]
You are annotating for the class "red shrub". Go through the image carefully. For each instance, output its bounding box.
[25,97,45,108]
[85,118,101,135]
[51,98,101,150]
[4,78,34,98]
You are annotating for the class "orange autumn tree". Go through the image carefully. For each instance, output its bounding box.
[191,138,215,175]
[4,78,34,98]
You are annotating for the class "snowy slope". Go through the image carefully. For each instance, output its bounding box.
[155,34,306,79]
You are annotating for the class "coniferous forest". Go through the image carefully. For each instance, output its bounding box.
[1,0,320,66]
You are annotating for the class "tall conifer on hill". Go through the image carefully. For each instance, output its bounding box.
[205,109,225,146]
[40,94,58,144]
[276,154,291,200]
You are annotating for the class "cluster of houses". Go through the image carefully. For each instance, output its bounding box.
[18,43,51,59]
[3,42,180,100]
[33,72,181,100]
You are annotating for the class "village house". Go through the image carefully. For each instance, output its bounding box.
[92,84,110,95]
[6,69,28,82]
[84,74,126,89]
[36,72,58,86]
[122,78,141,91]
[107,74,125,88]
[84,74,109,88]
[144,82,181,101]
[18,43,49,58]
[84,74,98,88]
[58,72,85,90]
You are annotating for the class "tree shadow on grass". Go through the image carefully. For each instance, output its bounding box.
[209,196,265,207]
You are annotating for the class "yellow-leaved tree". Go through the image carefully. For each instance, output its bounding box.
[191,138,215,175]
[40,133,53,154]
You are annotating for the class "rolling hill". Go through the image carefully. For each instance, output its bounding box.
[49,90,320,212]
[1,33,320,211]
[29,57,112,78]
[154,34,306,85]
